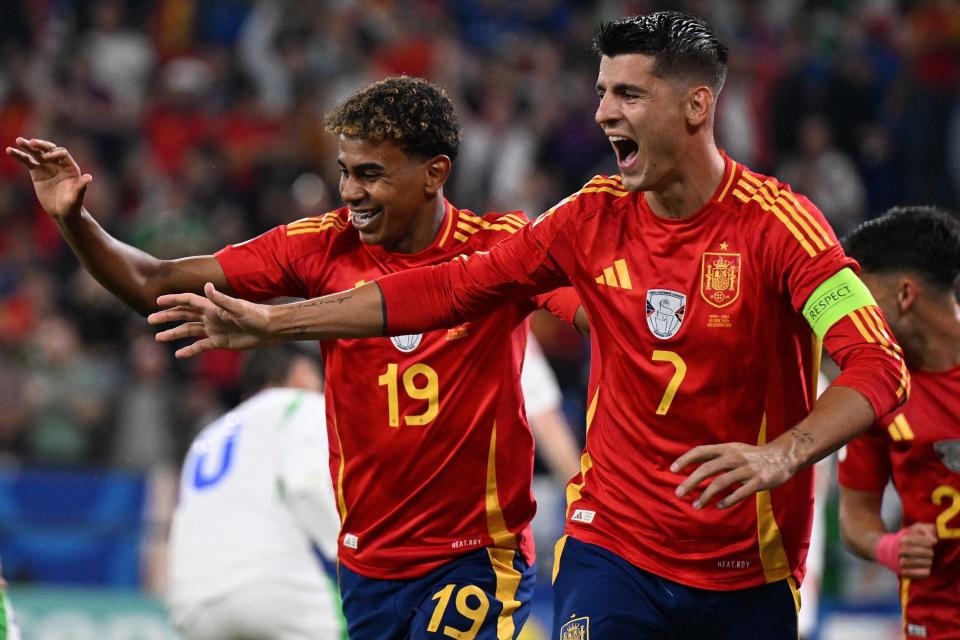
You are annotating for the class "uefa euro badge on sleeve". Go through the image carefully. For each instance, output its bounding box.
[700,252,741,308]
[560,616,589,640]
[645,289,686,339]
[934,440,960,473]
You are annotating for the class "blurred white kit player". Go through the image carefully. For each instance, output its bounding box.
[523,335,582,484]
[0,560,21,640]
[167,345,342,640]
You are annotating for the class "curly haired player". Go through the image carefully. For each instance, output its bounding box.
[8,76,584,640]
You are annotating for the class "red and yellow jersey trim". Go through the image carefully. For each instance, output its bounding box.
[437,200,457,247]
[285,211,347,236]
[755,412,793,583]
[716,159,740,202]
[332,414,347,523]
[485,422,517,550]
[564,387,600,520]
[452,210,526,245]
[732,170,834,258]
[536,175,629,226]
[847,306,910,400]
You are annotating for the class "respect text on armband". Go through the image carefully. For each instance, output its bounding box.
[804,283,853,324]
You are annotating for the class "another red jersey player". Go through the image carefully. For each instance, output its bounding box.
[7,78,584,640]
[839,206,960,640]
[150,12,908,640]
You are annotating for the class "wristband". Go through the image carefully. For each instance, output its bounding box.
[875,530,903,574]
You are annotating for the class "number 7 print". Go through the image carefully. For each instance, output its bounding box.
[651,350,687,415]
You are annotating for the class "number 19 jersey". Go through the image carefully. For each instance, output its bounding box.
[216,201,560,579]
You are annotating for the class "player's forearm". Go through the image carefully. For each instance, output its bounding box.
[530,409,583,482]
[59,208,225,315]
[266,282,386,340]
[769,385,876,474]
[839,488,887,561]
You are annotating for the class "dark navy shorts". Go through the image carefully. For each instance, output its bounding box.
[339,547,535,640]
[552,536,799,640]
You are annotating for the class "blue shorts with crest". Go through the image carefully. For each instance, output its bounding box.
[552,536,799,640]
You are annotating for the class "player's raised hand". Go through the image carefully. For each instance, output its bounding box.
[671,441,795,510]
[149,282,276,358]
[5,138,92,221]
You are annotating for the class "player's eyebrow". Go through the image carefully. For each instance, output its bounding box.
[596,81,649,96]
[337,159,385,172]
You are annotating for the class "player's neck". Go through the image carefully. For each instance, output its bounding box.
[910,303,960,371]
[391,195,447,254]
[645,143,725,220]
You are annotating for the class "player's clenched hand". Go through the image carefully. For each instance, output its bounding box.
[878,522,938,579]
[671,442,795,510]
[148,282,276,358]
[5,138,92,221]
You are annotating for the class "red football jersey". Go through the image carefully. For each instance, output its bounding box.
[839,365,960,639]
[216,201,564,579]
[379,156,907,589]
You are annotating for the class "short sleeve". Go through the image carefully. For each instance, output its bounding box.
[215,226,310,301]
[837,422,891,492]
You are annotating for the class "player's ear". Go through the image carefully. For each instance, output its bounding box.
[685,85,714,127]
[424,155,452,196]
[897,277,918,312]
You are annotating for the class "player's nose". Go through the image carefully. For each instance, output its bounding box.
[595,93,620,127]
[340,175,364,203]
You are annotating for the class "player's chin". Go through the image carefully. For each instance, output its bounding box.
[618,172,647,193]
[355,222,387,245]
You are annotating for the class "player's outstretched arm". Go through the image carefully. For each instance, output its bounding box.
[149,281,386,358]
[839,487,937,579]
[5,137,229,315]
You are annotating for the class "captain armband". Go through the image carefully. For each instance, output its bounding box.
[801,268,877,338]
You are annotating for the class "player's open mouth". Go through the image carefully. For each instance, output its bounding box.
[609,135,639,170]
[350,209,382,228]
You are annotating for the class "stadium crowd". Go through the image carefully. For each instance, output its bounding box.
[0,0,957,503]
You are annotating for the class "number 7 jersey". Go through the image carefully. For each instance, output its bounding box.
[215,202,574,579]
[378,155,908,590]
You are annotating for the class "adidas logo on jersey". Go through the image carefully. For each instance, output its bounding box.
[887,414,915,441]
[343,533,359,550]
[593,259,632,290]
[570,509,596,524]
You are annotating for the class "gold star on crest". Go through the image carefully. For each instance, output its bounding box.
[719,242,729,250]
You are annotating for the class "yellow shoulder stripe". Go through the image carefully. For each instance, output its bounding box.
[848,307,909,400]
[732,173,833,258]
[450,212,523,243]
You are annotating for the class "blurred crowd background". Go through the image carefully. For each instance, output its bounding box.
[0,0,957,636]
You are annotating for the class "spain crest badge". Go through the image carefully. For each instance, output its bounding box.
[700,252,741,308]
[560,616,589,640]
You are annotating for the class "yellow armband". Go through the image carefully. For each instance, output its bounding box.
[802,268,877,338]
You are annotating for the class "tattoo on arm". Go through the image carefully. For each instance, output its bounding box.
[297,294,352,309]
[790,427,815,447]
